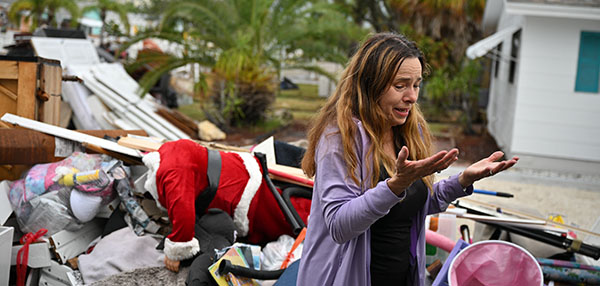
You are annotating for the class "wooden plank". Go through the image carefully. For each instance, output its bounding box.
[16,62,37,120]
[41,63,62,95]
[40,94,61,125]
[155,107,198,139]
[455,213,546,225]
[0,61,18,79]
[0,79,18,95]
[0,80,18,118]
[0,94,17,119]
[117,136,163,152]
[0,165,30,181]
[81,142,142,165]
[0,113,141,158]
[0,83,17,101]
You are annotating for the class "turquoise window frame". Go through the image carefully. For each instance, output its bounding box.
[575,31,600,93]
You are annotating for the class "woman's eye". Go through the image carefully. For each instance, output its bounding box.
[395,85,404,89]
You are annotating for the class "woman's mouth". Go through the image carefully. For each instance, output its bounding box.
[393,108,410,117]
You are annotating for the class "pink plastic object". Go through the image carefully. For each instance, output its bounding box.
[448,240,543,286]
[426,229,456,253]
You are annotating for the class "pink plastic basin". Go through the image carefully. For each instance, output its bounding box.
[448,240,543,286]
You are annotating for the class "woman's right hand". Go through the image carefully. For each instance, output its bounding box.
[386,146,459,195]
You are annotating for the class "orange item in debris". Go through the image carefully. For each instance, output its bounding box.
[429,216,439,232]
[280,227,307,269]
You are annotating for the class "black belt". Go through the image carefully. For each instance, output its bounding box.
[195,148,221,217]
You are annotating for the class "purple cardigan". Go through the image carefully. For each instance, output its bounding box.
[297,119,473,286]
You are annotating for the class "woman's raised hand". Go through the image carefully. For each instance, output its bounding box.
[386,146,459,195]
[458,151,519,187]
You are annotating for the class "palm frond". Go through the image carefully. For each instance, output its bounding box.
[135,55,208,97]
[7,0,33,25]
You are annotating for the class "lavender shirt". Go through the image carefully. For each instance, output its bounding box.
[297,119,473,286]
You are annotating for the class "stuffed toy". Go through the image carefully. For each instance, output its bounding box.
[143,139,311,262]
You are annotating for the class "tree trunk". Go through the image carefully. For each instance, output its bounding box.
[100,9,107,48]
[461,94,475,135]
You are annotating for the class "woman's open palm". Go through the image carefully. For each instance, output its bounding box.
[459,151,519,187]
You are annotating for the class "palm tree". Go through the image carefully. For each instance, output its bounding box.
[126,0,365,126]
[8,0,79,31]
[82,0,131,47]
[388,0,485,67]
[335,0,486,132]
[335,0,485,67]
[46,0,79,28]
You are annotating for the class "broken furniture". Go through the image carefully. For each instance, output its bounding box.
[0,55,62,126]
[0,55,63,180]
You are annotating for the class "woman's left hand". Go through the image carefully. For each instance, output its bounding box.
[458,151,519,188]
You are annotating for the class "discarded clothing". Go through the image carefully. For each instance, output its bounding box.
[78,227,164,284]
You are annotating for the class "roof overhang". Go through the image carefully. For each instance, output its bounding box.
[466,24,522,59]
[482,0,505,34]
[505,1,600,21]
[80,17,103,28]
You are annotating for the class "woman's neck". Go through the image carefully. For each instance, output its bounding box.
[382,128,396,160]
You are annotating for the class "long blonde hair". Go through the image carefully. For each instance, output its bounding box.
[301,32,434,190]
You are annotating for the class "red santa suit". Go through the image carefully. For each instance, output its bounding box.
[142,139,310,261]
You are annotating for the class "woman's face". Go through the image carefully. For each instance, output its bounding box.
[378,57,422,127]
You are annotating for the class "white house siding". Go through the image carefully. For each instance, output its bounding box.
[511,16,600,162]
[487,13,523,151]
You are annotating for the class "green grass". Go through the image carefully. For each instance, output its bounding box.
[177,101,206,122]
[428,122,461,137]
[178,83,325,124]
[279,84,320,99]
[276,84,325,122]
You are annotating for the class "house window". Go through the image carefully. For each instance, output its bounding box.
[494,43,502,78]
[575,31,600,93]
[509,29,521,84]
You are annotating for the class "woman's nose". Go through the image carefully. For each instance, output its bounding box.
[403,88,418,103]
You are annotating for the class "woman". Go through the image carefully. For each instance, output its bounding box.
[297,32,518,286]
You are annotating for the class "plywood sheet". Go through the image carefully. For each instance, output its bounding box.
[0,60,18,79]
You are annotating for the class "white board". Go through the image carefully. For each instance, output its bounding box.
[1,113,141,158]
[31,37,100,67]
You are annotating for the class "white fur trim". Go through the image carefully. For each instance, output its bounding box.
[142,152,166,210]
[164,237,200,261]
[232,152,262,236]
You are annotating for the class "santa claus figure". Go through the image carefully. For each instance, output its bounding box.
[142,139,310,272]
